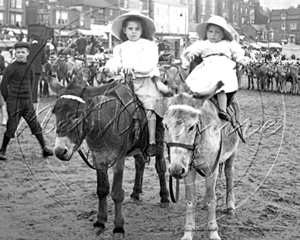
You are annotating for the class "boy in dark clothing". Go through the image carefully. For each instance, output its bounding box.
[0,42,53,161]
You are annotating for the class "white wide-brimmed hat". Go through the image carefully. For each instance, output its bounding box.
[196,15,233,41]
[111,10,156,40]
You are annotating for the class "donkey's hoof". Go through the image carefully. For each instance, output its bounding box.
[129,196,141,203]
[160,202,169,208]
[113,232,125,239]
[93,222,105,236]
[209,231,221,240]
[227,208,235,216]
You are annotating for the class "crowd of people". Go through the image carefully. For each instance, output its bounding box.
[0,11,256,160]
[245,47,300,65]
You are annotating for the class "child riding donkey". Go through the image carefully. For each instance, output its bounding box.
[181,15,248,121]
[103,11,172,156]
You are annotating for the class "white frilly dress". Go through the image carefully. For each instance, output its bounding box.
[182,39,245,94]
[105,38,166,118]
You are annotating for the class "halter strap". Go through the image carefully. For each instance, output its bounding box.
[60,95,85,103]
[168,105,201,114]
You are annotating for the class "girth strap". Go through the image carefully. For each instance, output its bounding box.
[166,142,195,151]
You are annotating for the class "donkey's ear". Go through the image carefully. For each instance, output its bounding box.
[47,76,65,96]
[82,80,122,99]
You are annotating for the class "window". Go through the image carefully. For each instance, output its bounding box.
[56,11,68,25]
[10,0,22,8]
[289,35,295,43]
[201,0,206,14]
[16,0,22,8]
[16,14,22,26]
[245,9,248,15]
[281,13,286,20]
[10,14,15,25]
[242,17,247,24]
[0,0,4,7]
[281,23,286,30]
[290,23,297,30]
[124,0,128,8]
[262,31,268,40]
[109,10,113,16]
[210,0,215,14]
[80,13,84,27]
[0,12,3,25]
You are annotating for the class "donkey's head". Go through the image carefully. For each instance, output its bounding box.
[163,81,223,179]
[48,68,120,161]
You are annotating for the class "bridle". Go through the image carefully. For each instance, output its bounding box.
[166,105,223,178]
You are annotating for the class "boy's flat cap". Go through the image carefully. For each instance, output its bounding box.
[14,41,30,50]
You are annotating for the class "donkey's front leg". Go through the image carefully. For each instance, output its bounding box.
[225,152,236,214]
[205,171,221,240]
[94,167,109,235]
[130,153,145,201]
[182,168,196,240]
[111,157,126,239]
[155,117,170,207]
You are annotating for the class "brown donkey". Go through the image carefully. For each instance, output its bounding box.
[47,68,169,239]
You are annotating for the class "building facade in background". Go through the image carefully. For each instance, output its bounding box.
[1,0,299,46]
[270,7,300,45]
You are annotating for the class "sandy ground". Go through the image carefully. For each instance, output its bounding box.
[0,76,300,240]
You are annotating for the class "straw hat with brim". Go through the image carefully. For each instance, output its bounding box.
[196,15,233,41]
[111,10,156,40]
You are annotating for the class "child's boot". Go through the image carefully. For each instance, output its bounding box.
[218,110,230,121]
[0,135,10,161]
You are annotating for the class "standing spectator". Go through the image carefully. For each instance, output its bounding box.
[93,47,106,64]
[265,50,272,63]
[27,34,47,103]
[19,30,24,41]
[76,34,87,55]
[0,42,53,161]
[45,37,56,59]
[0,49,5,64]
[90,35,97,54]
[0,50,7,125]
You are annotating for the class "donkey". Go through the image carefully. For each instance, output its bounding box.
[47,68,169,239]
[163,81,239,240]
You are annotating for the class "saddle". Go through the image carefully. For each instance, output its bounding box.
[111,78,147,150]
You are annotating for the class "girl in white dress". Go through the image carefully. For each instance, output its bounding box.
[104,11,172,156]
[182,15,247,121]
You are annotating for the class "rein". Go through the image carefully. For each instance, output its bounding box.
[57,81,135,171]
[167,109,223,203]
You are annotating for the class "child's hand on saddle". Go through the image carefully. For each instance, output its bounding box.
[121,66,136,78]
[186,52,195,62]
